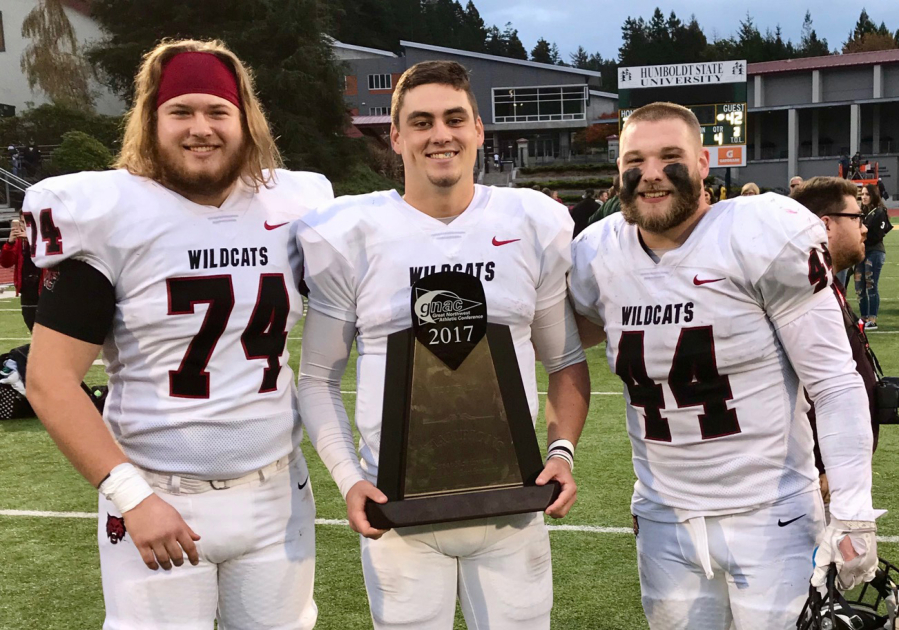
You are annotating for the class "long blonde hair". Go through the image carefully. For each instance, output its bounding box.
[115,39,282,189]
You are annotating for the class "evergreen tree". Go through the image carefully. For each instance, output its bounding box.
[530,37,553,63]
[798,11,830,57]
[672,14,707,62]
[86,0,354,178]
[569,46,589,69]
[619,16,650,66]
[327,0,400,52]
[459,1,487,52]
[503,23,528,60]
[843,9,897,52]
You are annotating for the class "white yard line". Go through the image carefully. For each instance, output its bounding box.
[2,510,896,542]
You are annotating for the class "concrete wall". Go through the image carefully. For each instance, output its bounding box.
[885,66,899,98]
[764,74,812,107]
[821,68,873,102]
[0,0,124,116]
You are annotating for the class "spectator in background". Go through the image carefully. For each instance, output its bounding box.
[586,175,621,227]
[789,176,803,192]
[878,177,888,201]
[570,188,599,238]
[598,190,609,205]
[551,190,564,204]
[703,186,715,205]
[23,141,41,178]
[856,183,892,330]
[740,182,760,196]
[6,145,16,171]
[790,176,879,512]
[719,185,727,201]
[0,211,44,331]
[541,187,553,197]
[839,152,851,179]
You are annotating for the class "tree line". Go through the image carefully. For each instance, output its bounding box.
[14,0,899,182]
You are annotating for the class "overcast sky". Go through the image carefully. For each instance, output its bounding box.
[472,1,899,63]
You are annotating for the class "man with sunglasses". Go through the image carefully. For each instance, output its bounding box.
[791,176,880,518]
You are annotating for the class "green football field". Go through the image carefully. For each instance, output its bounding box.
[1,229,898,630]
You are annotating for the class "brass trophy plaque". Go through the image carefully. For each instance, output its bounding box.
[365,271,560,529]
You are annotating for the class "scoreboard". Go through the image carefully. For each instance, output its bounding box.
[618,60,748,168]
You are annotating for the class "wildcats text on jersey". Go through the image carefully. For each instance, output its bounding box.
[622,302,694,326]
[188,247,269,270]
[409,261,496,285]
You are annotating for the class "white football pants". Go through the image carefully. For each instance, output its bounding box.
[636,490,825,630]
[360,511,552,629]
[98,453,316,630]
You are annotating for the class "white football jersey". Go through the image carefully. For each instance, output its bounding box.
[297,185,573,481]
[570,193,833,521]
[25,169,333,478]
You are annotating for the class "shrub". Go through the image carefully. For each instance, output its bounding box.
[0,103,122,151]
[332,163,403,197]
[515,177,613,190]
[48,131,113,174]
[518,163,617,176]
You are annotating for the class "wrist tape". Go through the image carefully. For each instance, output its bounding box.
[98,463,154,514]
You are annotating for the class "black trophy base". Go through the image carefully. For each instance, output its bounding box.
[365,482,562,529]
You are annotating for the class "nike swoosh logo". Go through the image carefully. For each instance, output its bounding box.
[297,476,309,490]
[492,237,521,246]
[693,275,726,286]
[265,221,290,230]
[778,514,806,527]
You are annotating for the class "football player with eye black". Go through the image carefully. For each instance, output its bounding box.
[569,102,877,630]
[295,60,590,629]
[24,39,332,629]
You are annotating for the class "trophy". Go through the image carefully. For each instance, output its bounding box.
[365,271,560,529]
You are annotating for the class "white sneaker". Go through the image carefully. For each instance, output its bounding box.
[864,320,878,331]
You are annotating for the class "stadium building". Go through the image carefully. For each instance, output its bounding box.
[334,40,618,166]
[744,50,899,196]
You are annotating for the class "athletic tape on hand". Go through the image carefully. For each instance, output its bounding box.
[98,463,154,514]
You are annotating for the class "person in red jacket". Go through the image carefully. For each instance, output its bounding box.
[1,212,44,331]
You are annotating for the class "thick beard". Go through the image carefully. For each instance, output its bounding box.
[619,164,702,233]
[155,140,247,201]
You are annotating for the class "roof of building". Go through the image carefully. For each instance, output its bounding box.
[748,49,899,75]
[332,40,398,58]
[399,41,603,78]
[352,115,392,126]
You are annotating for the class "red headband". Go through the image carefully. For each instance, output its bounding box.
[156,52,242,110]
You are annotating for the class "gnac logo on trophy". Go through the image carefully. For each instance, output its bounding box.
[366,271,561,529]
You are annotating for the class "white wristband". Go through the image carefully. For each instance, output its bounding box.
[547,439,575,471]
[98,463,154,514]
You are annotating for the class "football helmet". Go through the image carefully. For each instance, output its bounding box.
[798,558,898,630]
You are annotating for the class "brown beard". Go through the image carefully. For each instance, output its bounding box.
[619,163,702,233]
[154,139,247,201]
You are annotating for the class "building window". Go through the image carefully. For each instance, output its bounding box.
[369,107,391,116]
[0,12,5,52]
[368,74,392,91]
[493,85,587,123]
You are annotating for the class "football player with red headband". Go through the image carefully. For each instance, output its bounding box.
[24,39,332,629]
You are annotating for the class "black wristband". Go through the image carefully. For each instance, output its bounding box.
[36,259,115,344]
